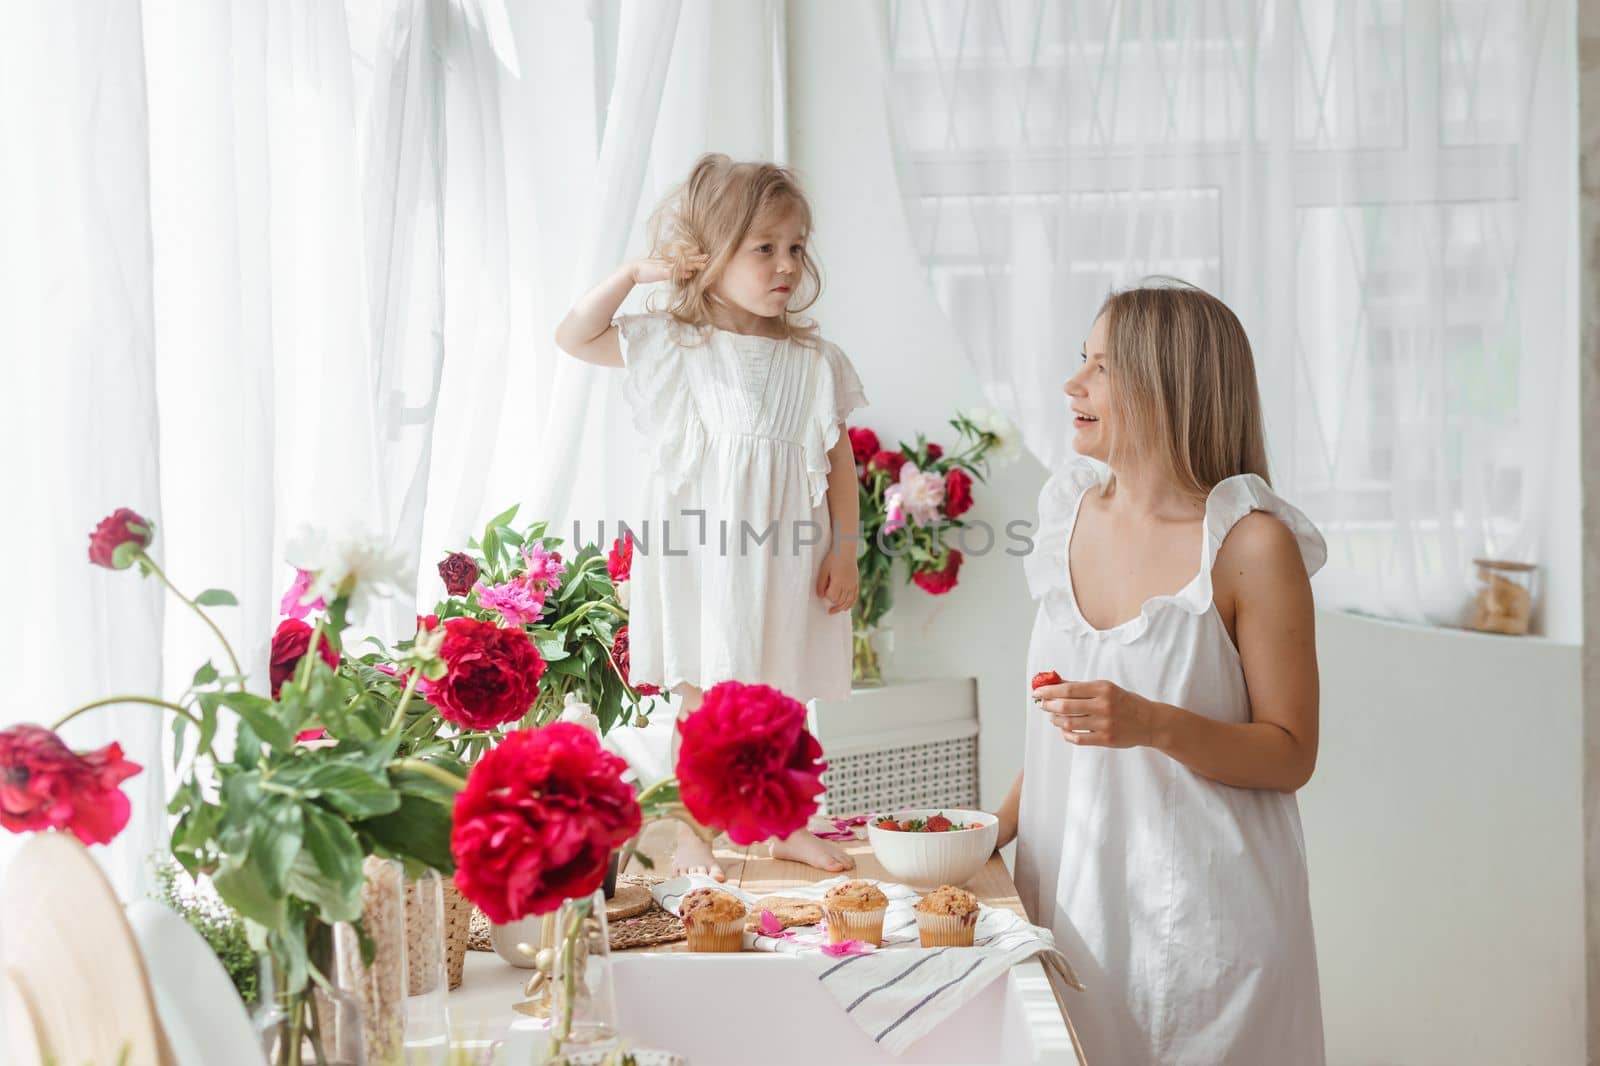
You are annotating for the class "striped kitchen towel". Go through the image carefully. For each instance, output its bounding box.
[651,875,1084,1056]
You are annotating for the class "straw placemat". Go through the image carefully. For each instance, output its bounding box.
[465,878,679,953]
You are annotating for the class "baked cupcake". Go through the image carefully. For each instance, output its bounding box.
[822,880,889,945]
[913,885,980,947]
[680,888,747,952]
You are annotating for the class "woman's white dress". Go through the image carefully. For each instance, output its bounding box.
[613,312,868,704]
[1017,458,1328,1065]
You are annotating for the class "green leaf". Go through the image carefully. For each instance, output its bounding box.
[214,854,287,931]
[359,793,454,874]
[271,760,400,819]
[285,850,362,924]
[265,921,309,993]
[218,691,293,751]
[486,503,520,531]
[191,660,219,687]
[251,796,305,898]
[170,713,188,771]
[300,806,365,908]
[194,588,239,607]
[388,757,467,805]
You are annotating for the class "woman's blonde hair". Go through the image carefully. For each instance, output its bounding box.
[1097,278,1270,497]
[646,153,822,346]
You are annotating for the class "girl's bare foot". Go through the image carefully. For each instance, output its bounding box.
[771,828,855,873]
[672,820,726,882]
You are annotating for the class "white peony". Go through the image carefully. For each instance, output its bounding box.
[614,578,631,611]
[966,406,1022,466]
[560,691,602,736]
[284,525,409,626]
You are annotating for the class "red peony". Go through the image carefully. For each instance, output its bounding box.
[269,618,340,699]
[868,450,906,481]
[609,626,661,696]
[912,549,963,595]
[944,468,975,518]
[926,442,944,461]
[422,618,546,730]
[606,534,633,583]
[451,724,641,921]
[675,681,827,845]
[0,725,142,845]
[417,614,440,633]
[87,508,155,570]
[848,426,881,467]
[437,552,480,597]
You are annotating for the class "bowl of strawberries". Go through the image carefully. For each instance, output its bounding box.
[867,808,999,890]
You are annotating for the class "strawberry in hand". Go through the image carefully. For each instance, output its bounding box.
[1031,670,1064,699]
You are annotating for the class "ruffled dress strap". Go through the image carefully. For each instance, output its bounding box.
[614,312,708,497]
[1025,461,1328,643]
[1201,474,1327,580]
[1022,457,1104,633]
[802,340,870,509]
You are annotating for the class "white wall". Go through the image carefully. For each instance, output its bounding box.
[1305,612,1584,1066]
[788,5,1588,1064]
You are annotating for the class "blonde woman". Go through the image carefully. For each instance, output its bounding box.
[996,282,1327,1063]
[555,154,867,880]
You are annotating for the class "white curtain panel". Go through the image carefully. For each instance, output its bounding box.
[0,2,169,901]
[868,0,1577,631]
[1,0,790,895]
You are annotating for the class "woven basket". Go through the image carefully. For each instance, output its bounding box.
[443,877,473,989]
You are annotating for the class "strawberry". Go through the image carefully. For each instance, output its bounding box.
[927,813,953,833]
[876,820,902,832]
[1031,670,1064,691]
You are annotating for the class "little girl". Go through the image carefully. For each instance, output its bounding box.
[554,154,867,879]
[996,281,1326,1063]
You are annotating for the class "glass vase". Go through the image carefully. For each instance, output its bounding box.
[334,856,409,1066]
[402,869,450,1063]
[252,923,366,1066]
[851,622,893,687]
[548,890,619,1054]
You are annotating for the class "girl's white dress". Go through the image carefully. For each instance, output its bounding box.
[1017,457,1328,1065]
[614,312,868,704]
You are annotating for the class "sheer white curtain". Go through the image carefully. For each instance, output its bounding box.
[2,0,785,896]
[869,0,1577,634]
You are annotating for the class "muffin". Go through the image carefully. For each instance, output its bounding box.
[913,885,980,947]
[745,896,825,933]
[680,888,747,952]
[822,880,889,945]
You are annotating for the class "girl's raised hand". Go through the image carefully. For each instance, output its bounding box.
[632,253,709,285]
[1032,678,1159,749]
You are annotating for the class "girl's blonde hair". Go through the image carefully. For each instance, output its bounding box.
[646,153,822,346]
[1097,278,1270,497]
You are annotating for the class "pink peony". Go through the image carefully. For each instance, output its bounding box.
[279,568,326,620]
[474,577,549,627]
[884,462,945,527]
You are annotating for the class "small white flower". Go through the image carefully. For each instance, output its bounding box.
[966,407,1022,466]
[614,579,631,611]
[285,525,409,625]
[560,691,602,736]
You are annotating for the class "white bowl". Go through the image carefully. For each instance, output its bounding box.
[866,808,999,891]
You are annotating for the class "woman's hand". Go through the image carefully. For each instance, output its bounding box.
[815,551,859,615]
[632,252,709,285]
[1032,679,1161,748]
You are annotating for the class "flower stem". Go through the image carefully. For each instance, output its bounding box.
[50,695,204,734]
[137,549,244,683]
[389,758,467,793]
[386,669,423,734]
[550,599,625,630]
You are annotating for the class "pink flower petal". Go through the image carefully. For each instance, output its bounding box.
[833,815,869,828]
[759,909,783,937]
[820,939,877,958]
[814,829,859,841]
